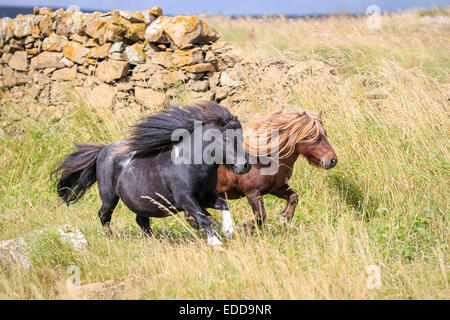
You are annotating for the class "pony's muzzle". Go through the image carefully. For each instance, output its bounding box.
[234,162,251,174]
[321,157,338,170]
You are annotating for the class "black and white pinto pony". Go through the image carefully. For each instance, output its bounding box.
[52,102,251,246]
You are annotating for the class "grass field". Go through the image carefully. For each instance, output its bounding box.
[0,9,448,299]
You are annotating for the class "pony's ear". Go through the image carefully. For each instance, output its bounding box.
[319,110,323,117]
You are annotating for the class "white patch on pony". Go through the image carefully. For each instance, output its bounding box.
[221,210,234,238]
[207,234,223,246]
[120,152,135,168]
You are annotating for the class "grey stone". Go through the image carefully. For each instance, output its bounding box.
[0,227,88,270]
[109,42,124,54]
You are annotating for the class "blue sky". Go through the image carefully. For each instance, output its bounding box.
[0,0,448,15]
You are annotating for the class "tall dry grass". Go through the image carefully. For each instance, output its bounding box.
[0,9,448,299]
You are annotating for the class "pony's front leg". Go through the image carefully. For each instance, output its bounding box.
[271,184,299,221]
[243,191,267,230]
[204,194,234,238]
[178,195,223,247]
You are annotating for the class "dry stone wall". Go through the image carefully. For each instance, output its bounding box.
[0,7,245,108]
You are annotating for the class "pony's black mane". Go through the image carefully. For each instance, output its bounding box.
[122,101,240,155]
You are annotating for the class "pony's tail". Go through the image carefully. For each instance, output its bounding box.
[51,143,105,205]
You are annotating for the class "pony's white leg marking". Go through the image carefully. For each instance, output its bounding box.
[221,210,234,238]
[207,234,223,246]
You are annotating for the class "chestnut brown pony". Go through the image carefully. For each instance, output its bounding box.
[215,109,338,229]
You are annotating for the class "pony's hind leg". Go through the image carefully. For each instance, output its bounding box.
[98,197,119,237]
[136,215,153,237]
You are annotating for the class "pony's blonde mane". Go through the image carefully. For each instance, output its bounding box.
[244,109,326,159]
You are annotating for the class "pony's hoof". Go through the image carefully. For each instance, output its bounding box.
[222,225,234,239]
[207,234,223,247]
[142,231,154,238]
[223,229,234,239]
[242,219,256,232]
[106,228,114,238]
[276,214,290,222]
